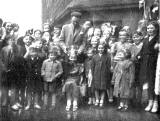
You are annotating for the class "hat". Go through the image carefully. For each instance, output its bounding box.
[71,11,82,17]
[54,25,62,29]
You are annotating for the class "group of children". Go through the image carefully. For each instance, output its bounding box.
[0,18,160,114]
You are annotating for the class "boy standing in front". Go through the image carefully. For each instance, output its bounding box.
[41,49,63,111]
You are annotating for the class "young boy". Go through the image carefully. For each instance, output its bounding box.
[25,46,45,110]
[41,50,63,111]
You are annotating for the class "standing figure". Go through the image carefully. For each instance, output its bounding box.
[138,21,159,113]
[1,36,26,110]
[131,31,144,105]
[91,44,111,107]
[112,49,135,111]
[63,46,84,111]
[59,11,86,58]
[25,46,45,110]
[41,50,63,111]
[84,48,95,105]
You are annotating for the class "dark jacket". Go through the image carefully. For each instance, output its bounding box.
[91,53,111,90]
[139,35,159,87]
[0,44,27,87]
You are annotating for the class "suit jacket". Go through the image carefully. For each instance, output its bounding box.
[59,23,85,51]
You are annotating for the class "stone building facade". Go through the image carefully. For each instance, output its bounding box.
[42,0,155,32]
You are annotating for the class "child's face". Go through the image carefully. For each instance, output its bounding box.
[49,53,56,61]
[132,34,142,44]
[94,29,101,37]
[34,31,41,39]
[147,24,157,36]
[6,22,12,33]
[98,45,104,54]
[42,32,50,41]
[7,38,15,46]
[87,51,93,58]
[35,41,43,48]
[23,36,31,46]
[43,24,50,32]
[91,37,98,48]
[54,27,61,36]
[118,35,127,43]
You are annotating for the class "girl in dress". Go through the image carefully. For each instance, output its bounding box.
[112,49,135,111]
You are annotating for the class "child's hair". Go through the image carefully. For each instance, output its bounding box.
[49,46,58,55]
[49,50,58,57]
[133,31,143,37]
[34,29,42,35]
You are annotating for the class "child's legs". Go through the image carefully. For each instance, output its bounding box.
[109,86,113,99]
[43,82,49,106]
[72,83,79,107]
[119,98,125,107]
[95,89,100,102]
[34,77,42,105]
[26,89,32,106]
[124,98,129,108]
[100,90,105,102]
[49,82,56,106]
[66,84,73,107]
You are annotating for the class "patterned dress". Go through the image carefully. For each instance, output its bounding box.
[112,59,135,99]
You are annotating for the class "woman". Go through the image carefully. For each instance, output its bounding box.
[138,21,159,113]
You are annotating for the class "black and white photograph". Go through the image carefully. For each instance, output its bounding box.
[0,0,160,121]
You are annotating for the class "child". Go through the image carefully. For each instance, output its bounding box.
[112,49,135,111]
[131,31,143,105]
[25,46,45,110]
[63,46,84,111]
[91,44,111,107]
[84,48,95,105]
[41,50,63,111]
[90,36,99,55]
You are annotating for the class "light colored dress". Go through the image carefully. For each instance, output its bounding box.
[155,51,160,95]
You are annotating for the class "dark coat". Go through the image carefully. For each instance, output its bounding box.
[138,35,158,89]
[0,44,27,87]
[25,55,45,92]
[0,55,6,86]
[91,53,111,90]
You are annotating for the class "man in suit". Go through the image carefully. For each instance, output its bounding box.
[1,36,27,110]
[59,11,86,56]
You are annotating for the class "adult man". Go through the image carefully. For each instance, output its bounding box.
[59,11,86,56]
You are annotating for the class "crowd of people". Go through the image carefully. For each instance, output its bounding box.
[0,9,160,114]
